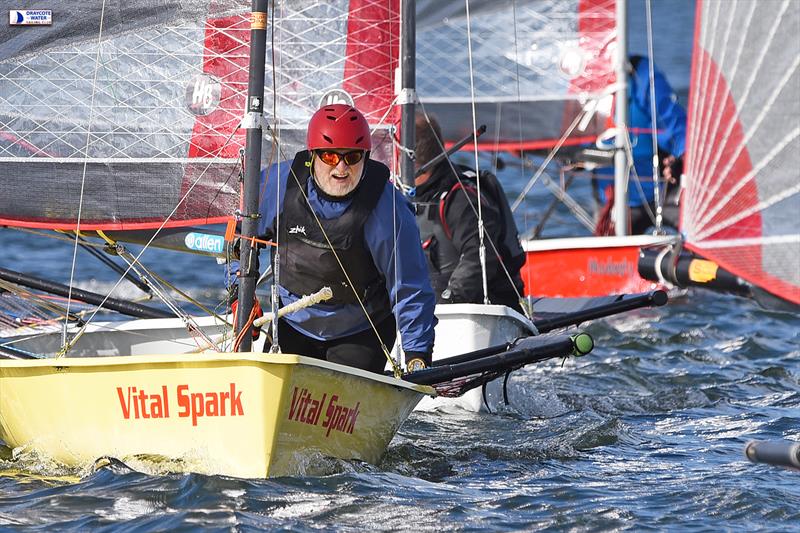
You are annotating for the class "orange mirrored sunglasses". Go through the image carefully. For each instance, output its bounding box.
[314,149,365,167]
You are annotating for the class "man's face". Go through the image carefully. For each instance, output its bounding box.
[312,149,365,197]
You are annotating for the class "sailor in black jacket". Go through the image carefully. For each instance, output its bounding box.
[413,113,526,313]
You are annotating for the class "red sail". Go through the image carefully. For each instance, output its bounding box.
[0,0,399,231]
[681,0,800,304]
[415,0,616,151]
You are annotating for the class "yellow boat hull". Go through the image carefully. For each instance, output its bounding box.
[0,353,431,478]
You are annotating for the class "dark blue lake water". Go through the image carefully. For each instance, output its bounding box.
[2,1,799,530]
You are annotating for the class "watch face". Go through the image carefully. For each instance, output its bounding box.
[407,358,427,372]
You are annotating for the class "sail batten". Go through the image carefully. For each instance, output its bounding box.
[682,0,800,305]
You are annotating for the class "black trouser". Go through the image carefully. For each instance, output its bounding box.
[274,314,396,374]
[629,204,655,234]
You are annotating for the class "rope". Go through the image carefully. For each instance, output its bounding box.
[64,0,109,348]
[645,0,664,232]
[509,107,591,213]
[464,0,490,305]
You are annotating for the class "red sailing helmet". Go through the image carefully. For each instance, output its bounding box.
[306,104,372,151]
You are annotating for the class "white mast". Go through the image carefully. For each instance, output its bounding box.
[613,0,629,235]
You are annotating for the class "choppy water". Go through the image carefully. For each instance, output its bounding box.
[3,1,799,530]
[2,288,798,530]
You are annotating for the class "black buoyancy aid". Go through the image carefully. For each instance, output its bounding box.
[277,150,391,319]
[414,166,525,294]
[415,190,460,294]
[460,168,526,271]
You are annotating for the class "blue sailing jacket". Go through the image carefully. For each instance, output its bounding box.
[596,56,687,207]
[253,159,437,355]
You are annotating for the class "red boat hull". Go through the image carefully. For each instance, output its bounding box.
[520,236,676,298]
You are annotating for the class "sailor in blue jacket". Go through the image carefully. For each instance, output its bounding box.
[594,55,687,234]
[232,104,436,374]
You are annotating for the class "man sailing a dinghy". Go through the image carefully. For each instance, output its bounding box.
[230,104,437,373]
[593,55,687,234]
[413,112,526,313]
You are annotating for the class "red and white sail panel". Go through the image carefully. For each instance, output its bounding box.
[0,0,398,231]
[682,0,800,304]
[416,0,616,151]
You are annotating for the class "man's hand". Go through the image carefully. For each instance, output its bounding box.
[662,155,683,183]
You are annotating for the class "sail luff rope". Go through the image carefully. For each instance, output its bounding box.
[688,0,754,230]
[63,0,108,348]
[391,99,401,367]
[692,56,800,233]
[464,0,490,305]
[689,0,789,231]
[393,0,402,370]
[644,0,663,232]
[392,142,401,369]
[268,0,281,353]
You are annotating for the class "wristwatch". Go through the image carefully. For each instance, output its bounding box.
[406,358,428,372]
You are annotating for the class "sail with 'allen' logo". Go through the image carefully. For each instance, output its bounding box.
[0,0,399,232]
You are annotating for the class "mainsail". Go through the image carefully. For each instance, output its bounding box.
[416,0,616,151]
[681,0,800,304]
[0,0,399,231]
